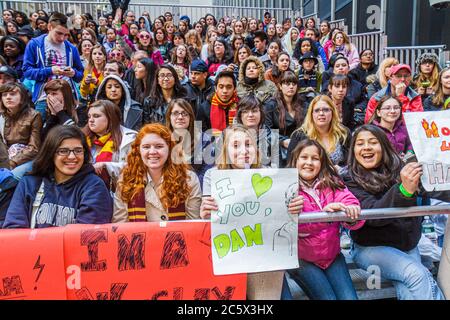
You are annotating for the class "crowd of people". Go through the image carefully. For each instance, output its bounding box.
[1,0,450,300]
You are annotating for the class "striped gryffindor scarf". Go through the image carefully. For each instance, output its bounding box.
[210,91,238,137]
[87,133,115,186]
[127,187,186,222]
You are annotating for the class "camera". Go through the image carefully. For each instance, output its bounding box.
[429,0,450,9]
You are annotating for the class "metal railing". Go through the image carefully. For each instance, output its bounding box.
[328,18,347,34]
[383,45,449,69]
[1,0,296,22]
[349,30,388,65]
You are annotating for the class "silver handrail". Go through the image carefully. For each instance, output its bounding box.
[298,205,450,224]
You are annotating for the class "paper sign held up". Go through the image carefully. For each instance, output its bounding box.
[211,168,299,275]
[404,110,450,191]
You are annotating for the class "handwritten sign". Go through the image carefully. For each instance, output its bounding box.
[0,228,66,300]
[211,168,299,275]
[404,110,450,191]
[64,222,246,300]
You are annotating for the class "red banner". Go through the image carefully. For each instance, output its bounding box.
[0,222,246,300]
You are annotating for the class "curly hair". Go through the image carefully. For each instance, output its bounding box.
[119,123,191,209]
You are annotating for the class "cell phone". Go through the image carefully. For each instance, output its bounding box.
[404,153,418,164]
[63,67,71,71]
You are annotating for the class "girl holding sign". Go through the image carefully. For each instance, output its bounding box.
[113,123,202,222]
[286,139,363,300]
[342,124,450,300]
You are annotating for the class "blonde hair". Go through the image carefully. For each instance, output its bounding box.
[299,95,348,154]
[185,29,202,51]
[216,124,262,170]
[377,57,399,88]
[413,61,440,93]
[432,67,450,108]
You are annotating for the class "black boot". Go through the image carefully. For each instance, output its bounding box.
[120,0,131,11]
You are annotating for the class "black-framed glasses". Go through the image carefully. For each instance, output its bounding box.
[56,147,84,157]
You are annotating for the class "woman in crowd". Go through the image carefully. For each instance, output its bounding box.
[288,95,351,169]
[165,98,213,185]
[113,123,202,222]
[171,44,192,77]
[133,57,158,106]
[81,28,97,44]
[152,17,164,33]
[0,35,26,81]
[178,19,189,36]
[236,94,277,167]
[259,39,281,70]
[3,125,112,228]
[424,66,450,111]
[154,28,170,62]
[368,95,413,157]
[228,44,251,80]
[143,64,187,125]
[327,74,356,131]
[293,38,324,72]
[231,35,245,53]
[265,71,306,166]
[95,75,143,131]
[201,26,219,61]
[326,31,360,70]
[0,83,42,179]
[231,20,246,39]
[164,21,177,45]
[85,100,137,191]
[103,28,117,54]
[80,44,107,101]
[41,79,78,140]
[342,124,450,300]
[264,51,293,87]
[319,21,331,47]
[206,38,233,78]
[366,57,399,99]
[185,29,202,60]
[6,21,19,36]
[237,56,277,105]
[412,52,441,100]
[286,139,363,300]
[138,16,152,34]
[217,21,230,42]
[281,27,300,57]
[297,52,322,98]
[78,39,95,68]
[135,29,164,65]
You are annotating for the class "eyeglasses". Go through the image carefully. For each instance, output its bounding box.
[380,105,401,112]
[139,34,150,39]
[171,111,189,118]
[56,147,84,157]
[313,108,332,114]
[158,73,174,80]
[110,52,122,58]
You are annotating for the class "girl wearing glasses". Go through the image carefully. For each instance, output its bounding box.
[165,98,213,186]
[368,95,412,158]
[113,123,201,222]
[288,95,351,169]
[0,83,42,180]
[3,125,113,228]
[142,64,187,125]
[85,100,137,192]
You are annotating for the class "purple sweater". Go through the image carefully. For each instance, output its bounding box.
[372,119,413,155]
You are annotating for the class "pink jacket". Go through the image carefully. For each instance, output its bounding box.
[298,181,365,269]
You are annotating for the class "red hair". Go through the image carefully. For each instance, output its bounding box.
[119,123,191,208]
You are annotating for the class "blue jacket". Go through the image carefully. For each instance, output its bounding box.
[3,165,112,228]
[315,41,329,70]
[22,34,84,102]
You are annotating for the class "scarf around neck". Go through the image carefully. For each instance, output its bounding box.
[210,91,238,136]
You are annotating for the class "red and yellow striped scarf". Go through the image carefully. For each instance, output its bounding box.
[87,133,115,186]
[127,187,186,222]
[210,92,238,137]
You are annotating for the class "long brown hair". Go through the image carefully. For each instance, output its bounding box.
[432,67,450,108]
[275,71,305,134]
[288,139,344,191]
[118,123,191,208]
[44,79,78,123]
[0,82,33,118]
[87,100,122,151]
[165,98,196,156]
[86,44,107,73]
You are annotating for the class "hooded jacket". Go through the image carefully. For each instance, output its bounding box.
[3,164,113,228]
[298,180,364,269]
[184,77,216,115]
[237,56,277,104]
[95,74,143,131]
[365,84,423,123]
[22,34,84,102]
